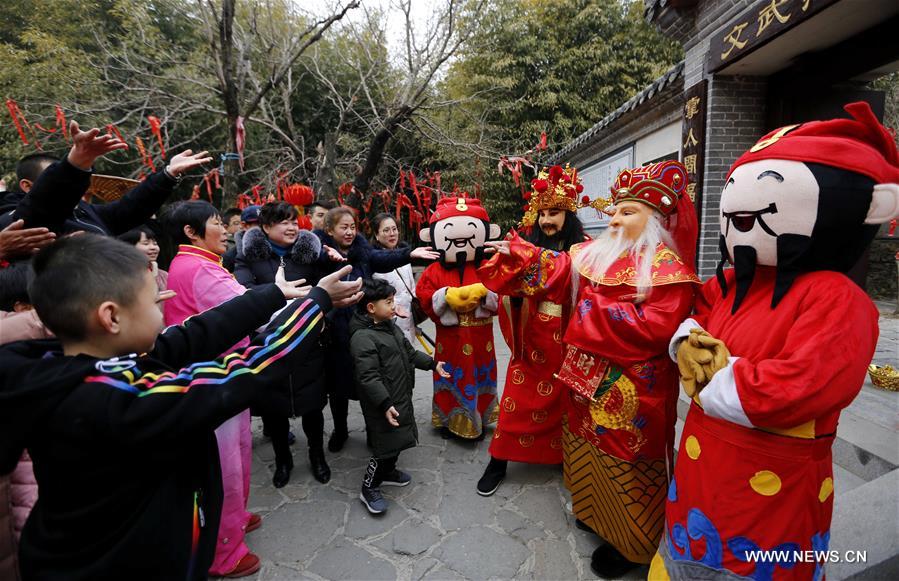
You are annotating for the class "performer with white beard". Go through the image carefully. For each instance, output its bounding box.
[482,161,699,578]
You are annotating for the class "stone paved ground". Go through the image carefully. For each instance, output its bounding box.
[231,307,898,581]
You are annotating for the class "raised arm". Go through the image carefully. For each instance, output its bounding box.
[92,150,212,235]
[11,122,128,233]
[150,284,286,369]
[96,287,332,447]
[478,232,573,303]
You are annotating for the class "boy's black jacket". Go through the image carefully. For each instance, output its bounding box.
[349,310,434,459]
[0,284,331,580]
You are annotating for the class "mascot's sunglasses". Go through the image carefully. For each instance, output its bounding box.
[722,202,778,237]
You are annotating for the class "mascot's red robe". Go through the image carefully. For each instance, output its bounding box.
[482,233,698,563]
[659,269,877,581]
[417,262,498,438]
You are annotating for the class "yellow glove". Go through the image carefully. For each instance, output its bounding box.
[445,283,489,313]
[676,329,730,397]
[692,330,730,380]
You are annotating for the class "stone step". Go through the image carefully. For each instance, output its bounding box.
[828,469,899,580]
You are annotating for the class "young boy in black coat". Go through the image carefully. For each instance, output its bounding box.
[0,234,361,580]
[350,279,449,515]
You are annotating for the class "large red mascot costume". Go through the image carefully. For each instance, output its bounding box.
[653,102,899,581]
[416,196,502,439]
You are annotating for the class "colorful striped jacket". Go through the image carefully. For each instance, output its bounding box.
[0,284,330,580]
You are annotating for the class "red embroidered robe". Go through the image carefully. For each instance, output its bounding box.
[481,233,698,562]
[416,262,499,438]
[658,268,879,581]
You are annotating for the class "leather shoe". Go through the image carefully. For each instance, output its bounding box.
[590,543,639,579]
[328,430,348,452]
[309,449,331,483]
[272,458,293,488]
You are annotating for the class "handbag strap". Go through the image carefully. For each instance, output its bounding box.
[395,267,415,296]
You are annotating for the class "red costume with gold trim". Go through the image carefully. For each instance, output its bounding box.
[484,236,697,562]
[483,161,700,564]
[477,165,590,463]
[416,196,501,439]
[479,269,568,463]
[655,103,899,581]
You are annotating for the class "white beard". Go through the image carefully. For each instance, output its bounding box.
[570,214,674,305]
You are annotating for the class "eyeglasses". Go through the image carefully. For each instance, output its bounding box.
[722,202,779,237]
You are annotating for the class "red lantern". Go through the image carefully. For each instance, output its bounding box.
[284,183,315,207]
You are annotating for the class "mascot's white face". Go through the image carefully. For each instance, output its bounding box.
[720,159,820,267]
[420,215,501,264]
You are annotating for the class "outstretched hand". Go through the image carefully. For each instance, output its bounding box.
[323,245,346,262]
[274,265,311,300]
[166,149,213,177]
[316,265,364,308]
[485,241,510,256]
[67,121,129,170]
[0,220,56,259]
[435,361,451,379]
[410,246,439,261]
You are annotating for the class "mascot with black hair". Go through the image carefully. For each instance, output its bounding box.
[653,102,899,581]
[416,196,502,440]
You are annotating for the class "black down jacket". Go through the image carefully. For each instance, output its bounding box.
[349,310,435,458]
[234,227,327,417]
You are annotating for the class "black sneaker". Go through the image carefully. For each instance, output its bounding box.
[359,487,388,514]
[380,470,412,487]
[476,458,507,496]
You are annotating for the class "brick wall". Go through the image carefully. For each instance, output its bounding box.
[646,1,774,278]
[696,75,768,277]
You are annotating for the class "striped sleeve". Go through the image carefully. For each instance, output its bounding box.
[86,289,327,445]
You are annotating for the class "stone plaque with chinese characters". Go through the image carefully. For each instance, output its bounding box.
[708,0,841,72]
[681,80,707,235]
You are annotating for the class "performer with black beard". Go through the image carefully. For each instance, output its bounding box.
[475,165,588,496]
[654,102,899,580]
[416,196,502,440]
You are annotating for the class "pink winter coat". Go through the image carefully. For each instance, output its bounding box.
[0,308,51,579]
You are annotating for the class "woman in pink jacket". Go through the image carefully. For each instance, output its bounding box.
[163,201,261,578]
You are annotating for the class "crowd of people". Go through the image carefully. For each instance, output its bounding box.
[0,102,897,581]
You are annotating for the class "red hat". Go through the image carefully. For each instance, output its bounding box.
[610,160,689,217]
[429,195,490,224]
[728,101,899,184]
[610,160,698,270]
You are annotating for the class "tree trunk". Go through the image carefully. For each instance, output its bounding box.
[219,0,241,208]
[314,132,339,201]
[353,107,410,199]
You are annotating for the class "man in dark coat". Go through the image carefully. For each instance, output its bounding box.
[0,122,211,238]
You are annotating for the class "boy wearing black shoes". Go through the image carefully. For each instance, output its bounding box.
[350,279,449,514]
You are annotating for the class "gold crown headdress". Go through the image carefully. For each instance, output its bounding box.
[521,164,609,227]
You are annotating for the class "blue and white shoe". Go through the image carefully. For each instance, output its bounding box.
[380,470,412,487]
[360,487,389,514]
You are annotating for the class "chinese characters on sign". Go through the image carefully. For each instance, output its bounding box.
[709,0,840,72]
[681,81,707,232]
